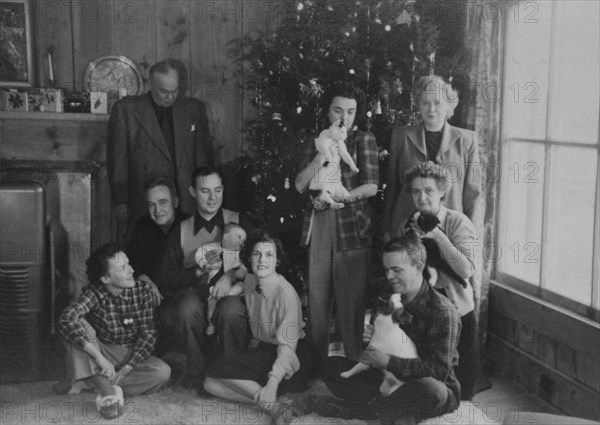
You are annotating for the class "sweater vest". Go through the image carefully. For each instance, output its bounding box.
[180,209,240,268]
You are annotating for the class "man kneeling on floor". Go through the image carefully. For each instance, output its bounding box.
[319,236,461,425]
[56,243,170,419]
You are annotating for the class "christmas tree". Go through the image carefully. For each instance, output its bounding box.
[228,0,468,296]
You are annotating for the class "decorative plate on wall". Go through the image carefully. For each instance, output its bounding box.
[83,56,145,95]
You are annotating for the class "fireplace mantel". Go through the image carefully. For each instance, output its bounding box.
[1,111,114,295]
[0,111,109,163]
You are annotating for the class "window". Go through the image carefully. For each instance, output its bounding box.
[497,0,599,318]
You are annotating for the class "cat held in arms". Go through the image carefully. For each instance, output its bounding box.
[340,293,419,397]
[308,119,360,210]
[304,119,361,245]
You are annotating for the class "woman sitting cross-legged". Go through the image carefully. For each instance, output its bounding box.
[203,230,314,425]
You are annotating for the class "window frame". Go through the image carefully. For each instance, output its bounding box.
[495,0,600,322]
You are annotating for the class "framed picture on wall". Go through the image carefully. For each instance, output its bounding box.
[0,0,34,86]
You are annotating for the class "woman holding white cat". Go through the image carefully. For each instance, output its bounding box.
[295,82,379,364]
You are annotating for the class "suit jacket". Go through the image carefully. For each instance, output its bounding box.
[107,93,212,223]
[383,123,482,240]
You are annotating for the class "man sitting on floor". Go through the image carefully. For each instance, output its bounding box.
[56,243,170,419]
[126,177,188,306]
[318,236,461,425]
[158,166,252,388]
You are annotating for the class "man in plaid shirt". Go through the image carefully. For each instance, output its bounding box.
[57,243,170,419]
[319,237,461,425]
[295,82,379,363]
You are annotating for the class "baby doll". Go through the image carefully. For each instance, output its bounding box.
[308,119,360,209]
[195,223,247,335]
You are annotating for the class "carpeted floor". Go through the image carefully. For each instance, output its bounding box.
[0,378,373,425]
[1,376,571,425]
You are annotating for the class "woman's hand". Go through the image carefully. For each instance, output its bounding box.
[310,196,329,211]
[408,221,426,238]
[331,193,362,204]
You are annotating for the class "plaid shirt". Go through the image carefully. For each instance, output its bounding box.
[300,130,379,250]
[58,281,157,366]
[387,280,462,401]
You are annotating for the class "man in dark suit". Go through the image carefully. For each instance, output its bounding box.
[107,59,212,238]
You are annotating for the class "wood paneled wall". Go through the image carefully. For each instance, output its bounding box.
[488,281,600,420]
[32,0,277,164]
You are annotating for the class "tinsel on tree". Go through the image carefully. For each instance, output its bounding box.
[229,0,469,295]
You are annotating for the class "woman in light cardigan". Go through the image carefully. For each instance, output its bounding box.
[398,161,480,400]
[203,230,313,425]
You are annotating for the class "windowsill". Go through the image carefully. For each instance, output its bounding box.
[490,278,600,325]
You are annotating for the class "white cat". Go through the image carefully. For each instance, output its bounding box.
[340,293,419,397]
[308,121,359,209]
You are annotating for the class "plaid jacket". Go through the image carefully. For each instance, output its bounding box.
[387,280,462,402]
[58,281,157,366]
[300,130,379,250]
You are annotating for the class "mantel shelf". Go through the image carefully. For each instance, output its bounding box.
[1,110,108,163]
[0,111,109,122]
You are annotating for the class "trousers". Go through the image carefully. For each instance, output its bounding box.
[158,289,249,379]
[308,208,371,362]
[64,319,170,396]
[321,356,458,425]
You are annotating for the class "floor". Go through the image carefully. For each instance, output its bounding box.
[0,352,568,425]
[0,337,579,425]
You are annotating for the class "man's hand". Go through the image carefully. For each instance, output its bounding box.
[363,324,374,345]
[138,274,163,306]
[359,348,390,370]
[111,365,131,385]
[212,274,233,300]
[95,355,116,379]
